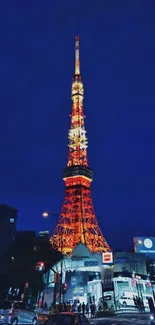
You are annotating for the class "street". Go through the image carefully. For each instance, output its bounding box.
[38,312,151,325]
[93,313,151,325]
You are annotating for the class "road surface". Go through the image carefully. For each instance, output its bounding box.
[93,313,151,324]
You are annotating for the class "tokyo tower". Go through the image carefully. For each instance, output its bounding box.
[50,36,111,256]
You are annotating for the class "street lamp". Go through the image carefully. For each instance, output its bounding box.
[42,212,49,218]
[42,211,63,305]
[42,212,58,218]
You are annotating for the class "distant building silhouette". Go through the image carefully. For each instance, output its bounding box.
[0,204,17,259]
[0,229,62,301]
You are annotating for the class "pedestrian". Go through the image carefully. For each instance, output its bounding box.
[90,304,95,317]
[78,303,81,313]
[82,302,85,314]
[86,303,89,316]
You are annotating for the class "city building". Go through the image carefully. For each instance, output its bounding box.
[134,237,155,284]
[0,230,47,301]
[44,243,111,307]
[113,251,154,308]
[0,204,17,260]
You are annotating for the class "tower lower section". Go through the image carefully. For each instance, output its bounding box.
[50,177,111,256]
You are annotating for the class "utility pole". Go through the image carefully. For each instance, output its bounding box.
[42,212,64,306]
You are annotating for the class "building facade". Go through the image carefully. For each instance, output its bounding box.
[134,237,155,288]
[113,252,154,309]
[0,204,17,260]
[44,243,104,307]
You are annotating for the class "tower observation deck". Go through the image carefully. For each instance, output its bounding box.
[50,36,111,256]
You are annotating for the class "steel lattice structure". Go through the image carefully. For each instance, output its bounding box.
[50,36,111,256]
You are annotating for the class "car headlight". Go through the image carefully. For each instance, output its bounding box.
[150,315,154,320]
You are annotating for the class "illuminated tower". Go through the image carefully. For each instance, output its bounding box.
[50,36,111,256]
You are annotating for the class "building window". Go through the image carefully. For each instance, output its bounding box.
[10,218,14,223]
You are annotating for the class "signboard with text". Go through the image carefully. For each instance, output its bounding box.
[114,252,147,275]
[102,252,113,264]
[134,237,155,258]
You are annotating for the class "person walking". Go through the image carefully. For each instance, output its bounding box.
[82,302,85,314]
[86,303,89,316]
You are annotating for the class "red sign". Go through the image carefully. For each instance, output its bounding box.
[102,252,113,264]
[132,278,136,287]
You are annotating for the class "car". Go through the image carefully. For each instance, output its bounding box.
[119,295,149,308]
[150,313,155,324]
[0,300,37,325]
[97,295,115,311]
[44,312,94,325]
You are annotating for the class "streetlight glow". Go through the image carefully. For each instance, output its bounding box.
[42,212,49,218]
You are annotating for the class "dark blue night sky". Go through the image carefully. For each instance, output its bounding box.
[0,1,155,251]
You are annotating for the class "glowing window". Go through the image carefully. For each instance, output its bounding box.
[10,218,14,223]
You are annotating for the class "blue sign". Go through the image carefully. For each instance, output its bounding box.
[115,257,129,264]
[135,237,155,258]
[84,261,99,267]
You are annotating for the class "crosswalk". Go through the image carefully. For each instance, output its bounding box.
[115,317,150,324]
[93,316,150,324]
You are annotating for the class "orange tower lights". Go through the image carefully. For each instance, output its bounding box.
[50,36,111,256]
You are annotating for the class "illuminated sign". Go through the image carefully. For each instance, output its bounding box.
[115,257,129,264]
[84,260,99,267]
[102,252,113,264]
[132,278,136,287]
[134,237,155,257]
[144,238,153,249]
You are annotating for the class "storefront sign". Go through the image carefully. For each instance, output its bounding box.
[115,257,129,264]
[84,260,99,267]
[102,252,113,264]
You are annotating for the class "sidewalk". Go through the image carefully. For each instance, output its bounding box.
[115,309,149,314]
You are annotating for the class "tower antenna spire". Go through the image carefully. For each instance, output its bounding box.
[75,35,80,75]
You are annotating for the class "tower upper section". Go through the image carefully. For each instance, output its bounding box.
[67,36,88,169]
[75,35,80,75]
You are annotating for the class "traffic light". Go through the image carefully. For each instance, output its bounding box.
[35,261,45,272]
[38,261,45,271]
